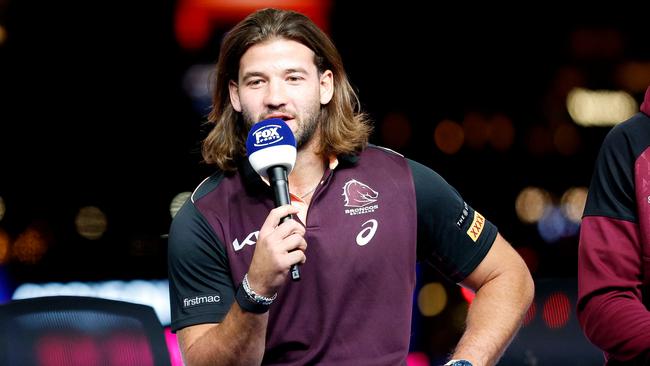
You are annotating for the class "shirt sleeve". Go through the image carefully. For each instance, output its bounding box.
[577,120,650,363]
[167,199,234,333]
[408,159,497,283]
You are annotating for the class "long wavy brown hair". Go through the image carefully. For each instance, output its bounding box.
[202,8,372,172]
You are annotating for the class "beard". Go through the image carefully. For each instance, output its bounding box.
[293,112,319,149]
[242,105,321,150]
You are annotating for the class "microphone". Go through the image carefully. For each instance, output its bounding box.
[246,118,301,281]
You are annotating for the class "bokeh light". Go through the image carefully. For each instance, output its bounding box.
[434,120,464,155]
[406,352,430,366]
[523,301,537,327]
[418,282,447,317]
[165,328,184,366]
[542,292,571,329]
[553,123,581,155]
[0,196,5,221]
[75,206,108,240]
[13,224,50,264]
[488,114,515,151]
[537,207,580,243]
[0,228,10,265]
[462,113,489,150]
[515,187,551,224]
[615,61,650,93]
[13,279,172,326]
[380,113,412,150]
[0,266,11,302]
[567,87,637,126]
[460,287,475,304]
[37,335,101,366]
[182,64,213,114]
[570,28,623,60]
[561,187,589,223]
[170,192,192,218]
[0,25,7,46]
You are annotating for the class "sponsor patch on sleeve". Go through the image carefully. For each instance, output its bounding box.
[466,211,485,242]
[183,293,222,308]
[456,202,470,228]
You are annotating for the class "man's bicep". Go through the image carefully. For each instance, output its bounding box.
[460,233,525,291]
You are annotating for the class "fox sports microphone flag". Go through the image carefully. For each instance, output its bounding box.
[246,118,297,178]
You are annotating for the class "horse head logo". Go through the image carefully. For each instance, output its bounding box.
[342,179,379,208]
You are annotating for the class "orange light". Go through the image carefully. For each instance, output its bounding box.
[0,229,10,264]
[462,112,489,150]
[380,113,412,150]
[13,224,50,264]
[488,114,514,151]
[434,120,464,155]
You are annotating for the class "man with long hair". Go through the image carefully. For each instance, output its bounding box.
[168,8,533,366]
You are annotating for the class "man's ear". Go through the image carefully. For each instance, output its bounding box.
[320,70,334,105]
[229,80,242,112]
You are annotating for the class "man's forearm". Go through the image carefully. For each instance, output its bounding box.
[579,291,650,361]
[452,267,534,366]
[182,304,268,366]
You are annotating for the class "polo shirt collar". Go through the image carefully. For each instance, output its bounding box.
[238,152,361,191]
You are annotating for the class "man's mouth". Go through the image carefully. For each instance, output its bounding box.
[263,113,294,121]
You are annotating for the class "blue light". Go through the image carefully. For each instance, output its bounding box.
[537,207,580,243]
[0,266,13,303]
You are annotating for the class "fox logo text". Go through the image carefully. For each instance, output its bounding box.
[253,125,283,147]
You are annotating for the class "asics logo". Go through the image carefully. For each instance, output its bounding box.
[233,231,259,252]
[356,219,378,246]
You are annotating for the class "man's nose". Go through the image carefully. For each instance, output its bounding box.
[263,81,288,108]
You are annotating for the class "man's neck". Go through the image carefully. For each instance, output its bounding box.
[288,134,326,197]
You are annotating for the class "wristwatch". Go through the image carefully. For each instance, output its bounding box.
[444,360,473,366]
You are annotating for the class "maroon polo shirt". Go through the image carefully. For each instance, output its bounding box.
[168,146,497,365]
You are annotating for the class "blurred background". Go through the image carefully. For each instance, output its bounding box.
[0,0,649,364]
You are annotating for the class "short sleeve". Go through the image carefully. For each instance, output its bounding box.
[167,199,234,332]
[408,159,497,282]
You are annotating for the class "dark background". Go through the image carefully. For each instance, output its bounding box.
[1,0,649,283]
[1,1,649,362]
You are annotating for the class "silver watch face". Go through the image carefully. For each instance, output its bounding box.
[448,361,473,366]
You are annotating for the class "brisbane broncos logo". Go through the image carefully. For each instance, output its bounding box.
[342,179,379,207]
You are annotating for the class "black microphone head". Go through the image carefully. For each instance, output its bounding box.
[246,118,297,178]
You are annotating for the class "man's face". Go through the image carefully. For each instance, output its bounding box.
[229,38,333,149]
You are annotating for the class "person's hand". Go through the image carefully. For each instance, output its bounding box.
[246,205,307,297]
